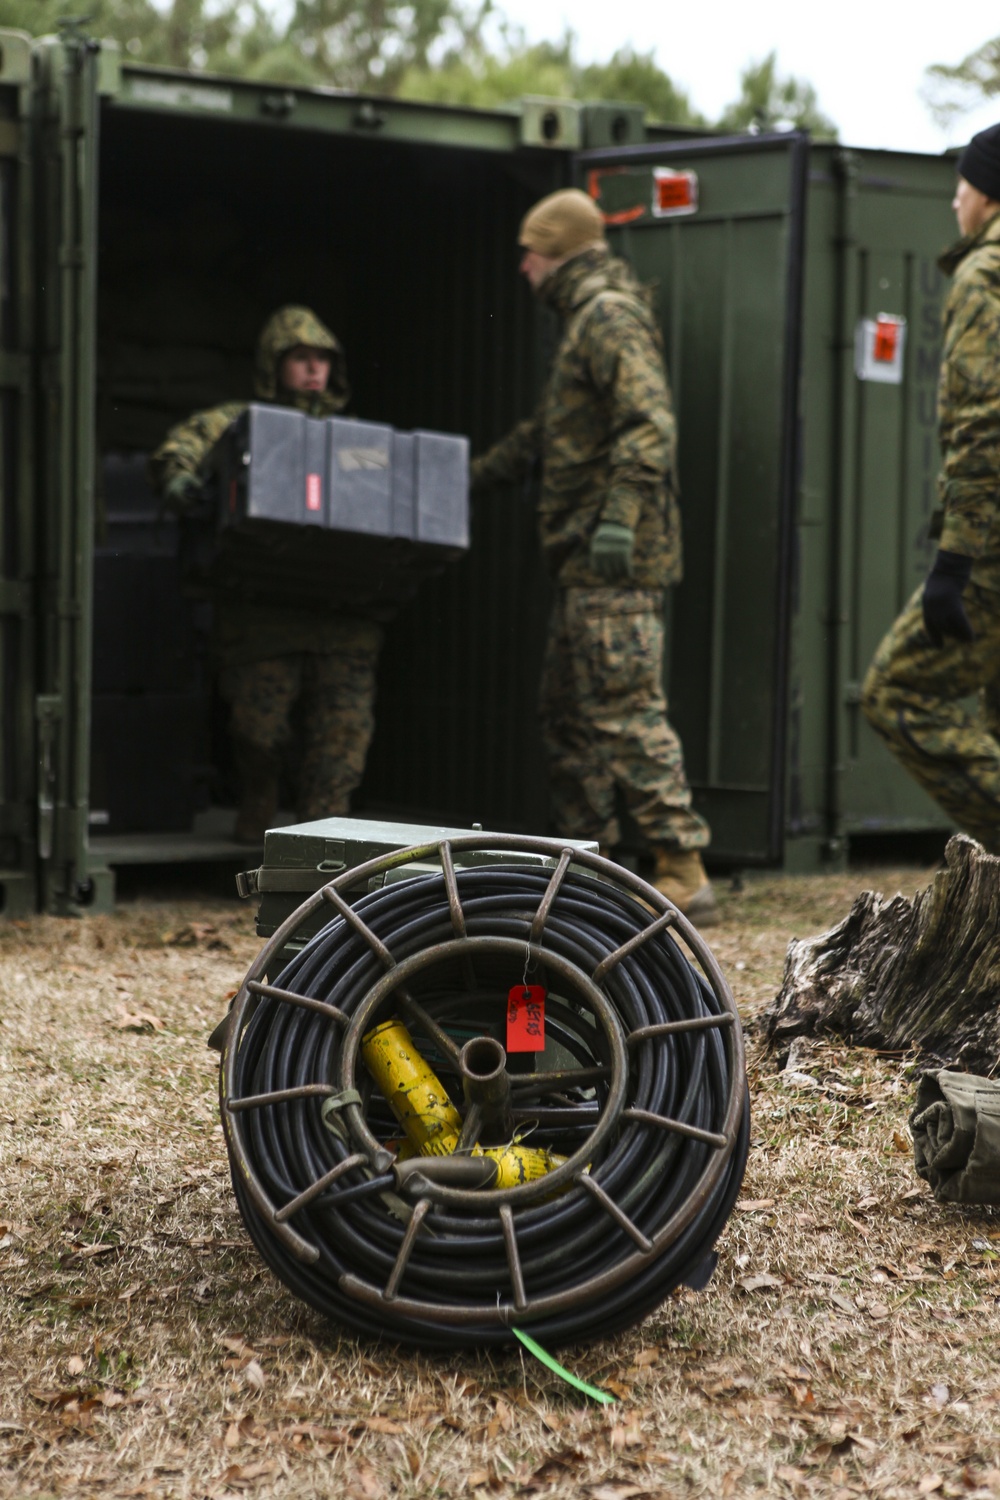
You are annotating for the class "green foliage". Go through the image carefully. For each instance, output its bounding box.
[0,0,485,89]
[399,27,571,108]
[284,0,487,95]
[717,50,838,139]
[923,37,1000,130]
[399,25,705,126]
[577,47,706,126]
[0,0,283,72]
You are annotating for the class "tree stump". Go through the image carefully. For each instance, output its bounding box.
[764,835,1000,1071]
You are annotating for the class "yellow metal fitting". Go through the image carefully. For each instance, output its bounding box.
[362,1019,462,1156]
[478,1143,567,1188]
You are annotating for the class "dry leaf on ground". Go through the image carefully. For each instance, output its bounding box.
[738,1274,784,1292]
[111,1005,165,1033]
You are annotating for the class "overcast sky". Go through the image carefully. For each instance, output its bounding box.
[493,0,999,153]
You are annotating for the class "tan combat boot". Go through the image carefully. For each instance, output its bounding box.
[650,847,720,927]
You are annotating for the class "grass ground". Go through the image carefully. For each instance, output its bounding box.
[3,862,1000,1499]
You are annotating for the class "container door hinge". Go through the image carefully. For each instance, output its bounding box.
[36,694,62,861]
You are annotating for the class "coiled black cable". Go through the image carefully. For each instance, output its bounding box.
[222,848,749,1349]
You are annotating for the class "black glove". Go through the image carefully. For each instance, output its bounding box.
[921,549,975,647]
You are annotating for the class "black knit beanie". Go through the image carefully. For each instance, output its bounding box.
[958,123,1000,202]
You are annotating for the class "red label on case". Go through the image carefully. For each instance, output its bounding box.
[305,472,322,512]
[506,985,546,1052]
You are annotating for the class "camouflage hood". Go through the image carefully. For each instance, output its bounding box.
[253,305,350,415]
[538,244,657,327]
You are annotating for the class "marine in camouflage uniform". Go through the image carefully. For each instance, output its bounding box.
[471,190,715,922]
[149,306,384,840]
[862,127,1000,852]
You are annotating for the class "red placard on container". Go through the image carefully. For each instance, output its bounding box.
[855,313,906,384]
[652,167,698,218]
[507,985,546,1052]
[305,472,322,512]
[873,315,900,363]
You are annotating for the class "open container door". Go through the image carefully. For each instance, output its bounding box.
[823,149,957,847]
[31,30,105,913]
[0,31,38,916]
[577,133,808,865]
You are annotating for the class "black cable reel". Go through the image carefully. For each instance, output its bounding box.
[220,836,750,1349]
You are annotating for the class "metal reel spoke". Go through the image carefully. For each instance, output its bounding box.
[529,847,574,945]
[500,1205,528,1311]
[396,990,464,1069]
[623,1107,730,1149]
[247,978,349,1026]
[226,1083,336,1113]
[592,908,679,984]
[384,1198,431,1302]
[577,1173,654,1253]
[439,841,467,938]
[321,883,396,968]
[628,1014,734,1046]
[508,1064,610,1091]
[454,1101,483,1152]
[274,1152,370,1224]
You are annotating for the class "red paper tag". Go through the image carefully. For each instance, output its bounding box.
[873,317,900,363]
[507,985,546,1053]
[305,472,322,512]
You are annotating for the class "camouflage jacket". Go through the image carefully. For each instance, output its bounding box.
[148,307,356,665]
[471,246,680,590]
[937,214,1000,590]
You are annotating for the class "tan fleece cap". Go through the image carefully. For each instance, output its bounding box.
[519,188,606,259]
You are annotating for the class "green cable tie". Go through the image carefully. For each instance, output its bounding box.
[320,1090,362,1139]
[321,1089,362,1118]
[512,1326,616,1405]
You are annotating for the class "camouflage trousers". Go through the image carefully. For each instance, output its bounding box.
[219,619,383,821]
[862,582,1000,852]
[539,587,710,850]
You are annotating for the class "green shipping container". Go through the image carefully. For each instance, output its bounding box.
[0,29,962,914]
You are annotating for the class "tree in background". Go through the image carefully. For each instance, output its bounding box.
[717,51,837,138]
[0,0,286,73]
[923,37,1000,131]
[398,27,574,109]
[577,47,706,127]
[283,0,491,94]
[0,0,485,85]
[399,22,706,126]
[0,1,832,138]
